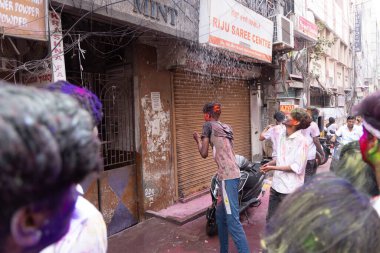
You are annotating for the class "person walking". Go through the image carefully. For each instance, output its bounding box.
[324,117,337,137]
[303,107,325,183]
[259,111,286,158]
[260,108,310,220]
[193,102,249,253]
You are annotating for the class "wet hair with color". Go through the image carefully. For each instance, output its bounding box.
[328,117,335,124]
[202,102,222,119]
[46,81,103,125]
[333,141,379,196]
[0,83,101,236]
[290,108,311,130]
[263,173,380,253]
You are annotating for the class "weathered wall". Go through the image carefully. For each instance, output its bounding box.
[133,43,175,213]
[52,0,199,41]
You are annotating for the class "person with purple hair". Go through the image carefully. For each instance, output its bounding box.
[41,81,107,253]
[0,83,102,253]
[45,80,103,126]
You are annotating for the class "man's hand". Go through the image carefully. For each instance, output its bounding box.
[260,163,275,173]
[264,124,274,132]
[193,132,201,143]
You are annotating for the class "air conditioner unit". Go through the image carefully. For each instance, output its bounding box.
[273,15,294,49]
[0,57,16,72]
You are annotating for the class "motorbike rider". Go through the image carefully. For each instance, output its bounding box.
[260,108,310,221]
[331,116,362,145]
[324,117,337,137]
[302,107,325,183]
[193,102,249,253]
[259,111,286,158]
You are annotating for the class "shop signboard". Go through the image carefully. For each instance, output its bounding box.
[199,0,273,63]
[0,0,47,41]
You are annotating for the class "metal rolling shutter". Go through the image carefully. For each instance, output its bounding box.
[173,70,251,198]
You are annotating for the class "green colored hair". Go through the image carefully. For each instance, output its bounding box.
[263,173,380,253]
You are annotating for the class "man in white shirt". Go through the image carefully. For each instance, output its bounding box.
[261,108,310,220]
[333,116,363,145]
[325,117,338,137]
[302,107,325,183]
[259,111,286,158]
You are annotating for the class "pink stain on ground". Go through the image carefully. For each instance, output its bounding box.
[108,160,331,253]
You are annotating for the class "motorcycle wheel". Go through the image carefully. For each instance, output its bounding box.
[206,219,218,236]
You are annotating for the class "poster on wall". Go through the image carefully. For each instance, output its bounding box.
[0,0,48,41]
[199,0,273,63]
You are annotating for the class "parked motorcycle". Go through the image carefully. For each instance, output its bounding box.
[205,155,267,236]
[318,137,331,165]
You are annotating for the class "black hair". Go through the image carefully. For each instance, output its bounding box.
[273,111,285,123]
[352,91,380,131]
[202,102,221,119]
[290,108,311,130]
[347,116,356,121]
[263,173,380,253]
[0,83,101,235]
[328,117,335,124]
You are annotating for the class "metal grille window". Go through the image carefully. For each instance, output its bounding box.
[68,69,135,170]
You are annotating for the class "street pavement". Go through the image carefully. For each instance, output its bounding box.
[108,159,331,253]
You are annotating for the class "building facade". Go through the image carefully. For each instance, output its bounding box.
[0,0,356,235]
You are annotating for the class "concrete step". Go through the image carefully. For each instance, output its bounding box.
[145,193,212,225]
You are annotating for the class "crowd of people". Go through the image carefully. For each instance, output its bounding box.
[259,97,380,252]
[195,96,380,253]
[1,77,380,253]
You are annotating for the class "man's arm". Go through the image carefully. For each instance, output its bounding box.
[193,132,209,158]
[259,125,274,141]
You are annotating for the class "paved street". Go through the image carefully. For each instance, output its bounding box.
[108,159,331,253]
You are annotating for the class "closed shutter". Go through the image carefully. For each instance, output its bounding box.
[173,70,251,198]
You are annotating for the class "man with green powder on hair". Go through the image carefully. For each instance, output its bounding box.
[352,91,380,193]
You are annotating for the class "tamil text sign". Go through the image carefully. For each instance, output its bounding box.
[0,0,47,41]
[199,0,273,63]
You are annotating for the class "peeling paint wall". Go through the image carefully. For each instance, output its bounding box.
[134,43,175,213]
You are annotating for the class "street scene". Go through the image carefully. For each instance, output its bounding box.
[1,0,380,252]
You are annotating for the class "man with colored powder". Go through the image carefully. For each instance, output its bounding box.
[0,83,101,253]
[193,102,250,253]
[302,107,324,183]
[260,108,310,220]
[352,91,380,193]
[259,111,286,158]
[41,81,107,253]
